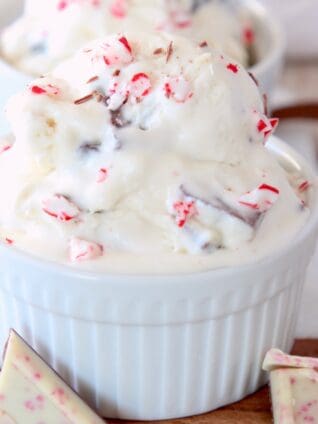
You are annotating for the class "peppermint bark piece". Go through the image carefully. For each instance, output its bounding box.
[0,330,105,424]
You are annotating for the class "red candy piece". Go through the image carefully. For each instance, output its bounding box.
[130,73,151,100]
[5,238,14,245]
[69,237,103,262]
[110,0,127,18]
[31,85,46,94]
[118,36,132,54]
[97,168,108,183]
[30,84,60,97]
[255,112,279,143]
[239,183,280,212]
[227,63,239,73]
[298,181,310,192]
[173,200,198,228]
[102,36,133,66]
[164,76,193,103]
[42,194,80,222]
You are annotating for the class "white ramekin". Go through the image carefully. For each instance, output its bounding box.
[0,137,317,420]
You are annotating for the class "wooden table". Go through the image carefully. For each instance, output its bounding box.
[107,339,318,424]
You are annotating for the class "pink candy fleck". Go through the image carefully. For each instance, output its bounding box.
[69,237,104,262]
[52,387,67,405]
[57,0,68,10]
[24,394,44,411]
[109,0,127,18]
[0,144,12,155]
[57,0,100,11]
[97,168,108,183]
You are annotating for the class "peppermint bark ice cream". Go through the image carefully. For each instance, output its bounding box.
[0,0,251,76]
[0,32,311,273]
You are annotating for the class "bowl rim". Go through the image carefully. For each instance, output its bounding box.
[247,0,286,77]
[0,136,317,285]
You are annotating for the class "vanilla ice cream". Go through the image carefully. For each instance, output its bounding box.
[1,0,251,76]
[0,32,311,273]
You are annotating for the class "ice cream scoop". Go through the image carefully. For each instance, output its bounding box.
[0,0,250,76]
[0,31,311,272]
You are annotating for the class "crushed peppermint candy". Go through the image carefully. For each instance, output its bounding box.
[164,76,193,103]
[298,181,311,192]
[239,184,280,212]
[129,73,152,101]
[173,200,198,228]
[102,36,133,66]
[255,112,279,143]
[42,194,80,222]
[69,237,103,262]
[30,84,60,96]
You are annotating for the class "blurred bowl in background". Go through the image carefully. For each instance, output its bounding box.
[0,0,285,133]
[243,0,285,95]
[259,0,318,60]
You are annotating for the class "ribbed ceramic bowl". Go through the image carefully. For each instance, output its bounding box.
[0,0,284,129]
[0,137,317,420]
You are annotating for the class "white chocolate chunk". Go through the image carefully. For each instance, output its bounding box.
[263,349,318,424]
[0,330,105,424]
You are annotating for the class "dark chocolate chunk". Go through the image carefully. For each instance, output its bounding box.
[191,0,211,13]
[79,141,101,154]
[181,185,261,228]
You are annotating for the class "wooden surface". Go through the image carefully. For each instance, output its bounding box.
[107,339,318,424]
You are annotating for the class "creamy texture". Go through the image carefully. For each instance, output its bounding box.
[263,349,318,424]
[0,330,104,423]
[0,32,311,273]
[1,0,251,76]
